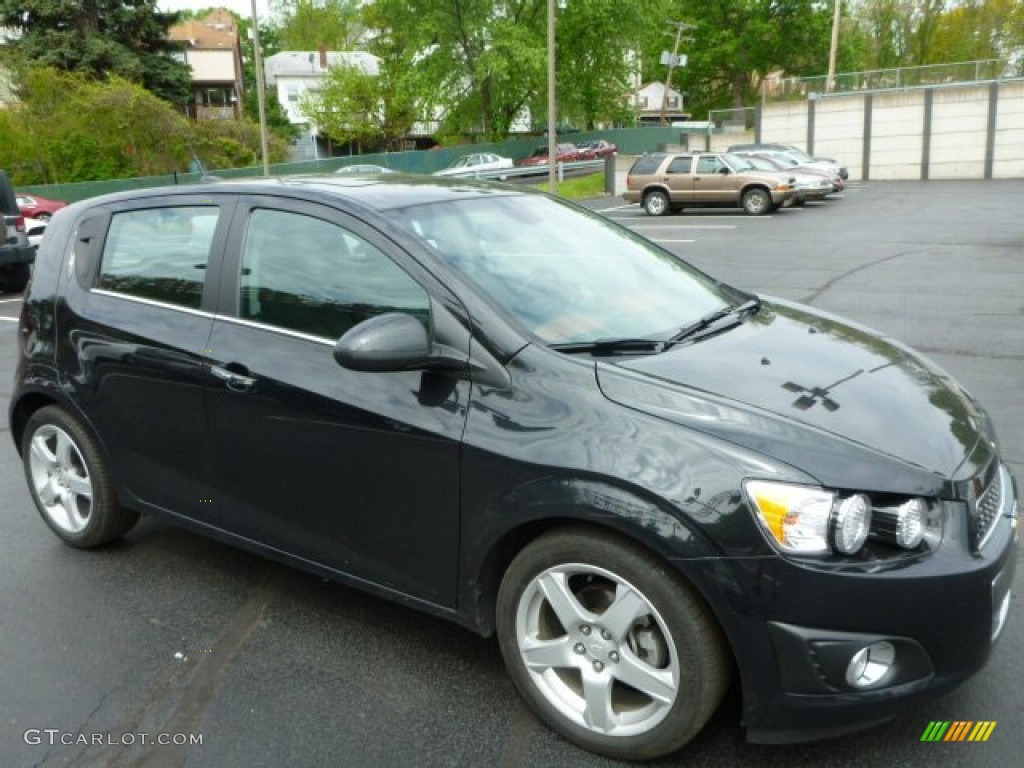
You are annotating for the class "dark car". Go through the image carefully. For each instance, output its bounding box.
[518,142,582,166]
[10,177,1018,761]
[0,170,35,293]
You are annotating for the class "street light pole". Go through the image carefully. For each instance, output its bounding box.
[547,0,557,193]
[251,0,271,176]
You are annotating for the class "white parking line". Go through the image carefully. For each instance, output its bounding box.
[630,224,737,230]
[651,239,695,243]
[0,316,19,322]
[607,215,772,221]
[0,297,24,304]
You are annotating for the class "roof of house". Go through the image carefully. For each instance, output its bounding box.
[169,9,239,50]
[264,51,381,84]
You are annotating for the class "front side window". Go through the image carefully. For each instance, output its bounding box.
[239,208,429,340]
[98,206,220,309]
[696,156,727,174]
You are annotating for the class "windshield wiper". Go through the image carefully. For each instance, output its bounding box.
[666,297,761,346]
[550,338,665,356]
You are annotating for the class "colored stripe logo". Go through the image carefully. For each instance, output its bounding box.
[921,721,996,742]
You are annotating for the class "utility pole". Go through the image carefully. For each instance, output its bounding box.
[826,0,841,93]
[251,0,271,176]
[547,0,557,193]
[659,21,693,125]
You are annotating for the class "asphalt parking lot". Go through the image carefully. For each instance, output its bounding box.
[1,179,1022,768]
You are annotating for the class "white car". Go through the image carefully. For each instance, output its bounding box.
[25,217,47,248]
[433,152,514,179]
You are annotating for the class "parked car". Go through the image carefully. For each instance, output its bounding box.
[733,151,844,193]
[334,164,397,175]
[0,171,35,293]
[577,139,617,158]
[24,216,47,248]
[737,154,835,203]
[16,193,68,221]
[433,152,514,178]
[624,151,794,215]
[518,142,582,167]
[728,143,849,180]
[11,176,1018,761]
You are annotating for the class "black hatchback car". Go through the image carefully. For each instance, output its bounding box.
[10,177,1018,760]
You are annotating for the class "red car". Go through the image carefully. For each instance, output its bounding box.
[578,139,618,158]
[17,193,67,221]
[518,143,583,167]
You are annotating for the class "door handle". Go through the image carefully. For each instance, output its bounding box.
[210,363,256,391]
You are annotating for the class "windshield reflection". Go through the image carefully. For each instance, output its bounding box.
[386,194,732,345]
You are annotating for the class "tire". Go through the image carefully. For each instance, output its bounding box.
[741,187,772,216]
[643,190,670,217]
[0,262,30,294]
[22,405,139,548]
[496,527,729,760]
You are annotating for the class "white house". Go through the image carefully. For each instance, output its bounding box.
[632,81,689,124]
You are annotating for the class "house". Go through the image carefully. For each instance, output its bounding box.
[632,81,689,124]
[263,49,381,160]
[168,9,245,120]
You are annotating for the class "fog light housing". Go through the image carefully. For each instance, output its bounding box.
[846,641,895,688]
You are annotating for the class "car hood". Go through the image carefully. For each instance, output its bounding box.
[596,299,993,493]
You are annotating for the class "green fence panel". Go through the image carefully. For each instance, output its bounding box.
[16,126,685,204]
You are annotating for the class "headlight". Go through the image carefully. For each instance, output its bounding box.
[744,481,943,557]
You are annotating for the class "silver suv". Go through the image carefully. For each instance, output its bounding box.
[624,152,794,216]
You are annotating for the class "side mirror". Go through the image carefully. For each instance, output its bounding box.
[334,313,432,372]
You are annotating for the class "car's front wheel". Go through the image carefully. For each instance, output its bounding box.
[741,187,772,215]
[22,406,139,548]
[642,190,670,217]
[496,527,729,760]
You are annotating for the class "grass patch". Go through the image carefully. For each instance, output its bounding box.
[532,172,607,200]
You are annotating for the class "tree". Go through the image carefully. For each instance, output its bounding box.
[0,0,192,106]
[652,0,832,114]
[237,14,300,141]
[300,60,416,151]
[274,0,364,50]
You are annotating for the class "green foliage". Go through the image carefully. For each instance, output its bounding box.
[0,0,192,106]
[274,0,363,49]
[0,68,285,185]
[238,15,300,142]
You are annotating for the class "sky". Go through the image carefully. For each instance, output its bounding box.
[158,1,275,21]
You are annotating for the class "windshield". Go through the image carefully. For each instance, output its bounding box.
[385,194,732,345]
[723,153,753,171]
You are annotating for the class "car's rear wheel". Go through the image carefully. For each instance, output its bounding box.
[496,527,729,760]
[22,406,139,548]
[643,190,670,217]
[741,187,772,215]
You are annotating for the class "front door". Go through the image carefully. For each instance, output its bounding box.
[205,197,469,607]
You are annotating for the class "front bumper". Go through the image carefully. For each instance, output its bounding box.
[722,474,1019,743]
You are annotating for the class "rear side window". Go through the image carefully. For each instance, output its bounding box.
[666,157,692,174]
[629,154,665,175]
[239,208,429,340]
[98,207,220,309]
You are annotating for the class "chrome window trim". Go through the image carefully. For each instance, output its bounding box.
[215,314,336,347]
[90,288,214,318]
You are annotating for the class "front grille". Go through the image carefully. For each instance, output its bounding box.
[973,466,1004,550]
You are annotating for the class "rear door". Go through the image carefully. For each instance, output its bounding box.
[663,156,694,203]
[204,195,470,606]
[59,195,234,522]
